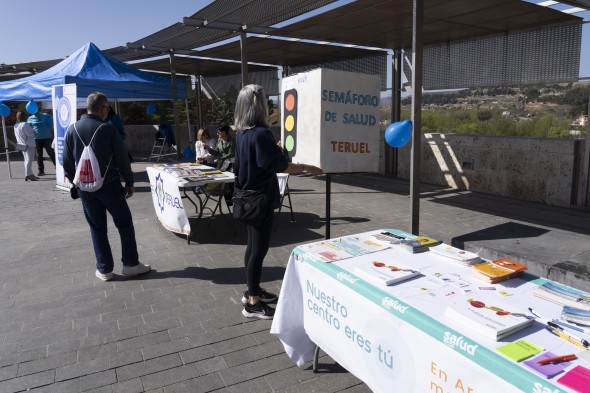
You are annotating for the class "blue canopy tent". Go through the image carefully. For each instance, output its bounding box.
[0,42,187,101]
[0,43,189,176]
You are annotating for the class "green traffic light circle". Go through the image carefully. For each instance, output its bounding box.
[285,135,295,152]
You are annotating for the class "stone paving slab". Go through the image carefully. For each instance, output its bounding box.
[0,155,588,392]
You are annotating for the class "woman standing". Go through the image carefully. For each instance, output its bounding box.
[234,84,322,319]
[14,112,38,181]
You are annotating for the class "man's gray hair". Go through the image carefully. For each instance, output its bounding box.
[87,92,109,113]
[234,84,268,131]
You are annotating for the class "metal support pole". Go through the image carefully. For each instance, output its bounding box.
[196,75,203,129]
[2,116,12,178]
[410,0,423,235]
[169,51,182,158]
[578,87,590,207]
[240,32,249,87]
[390,49,402,177]
[325,174,331,240]
[185,98,192,146]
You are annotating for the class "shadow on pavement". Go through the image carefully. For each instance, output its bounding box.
[452,222,549,249]
[109,265,287,286]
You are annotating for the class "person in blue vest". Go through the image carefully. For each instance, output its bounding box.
[27,109,55,176]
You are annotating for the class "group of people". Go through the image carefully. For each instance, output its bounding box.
[195,124,235,171]
[13,104,127,181]
[13,109,56,181]
[53,85,321,321]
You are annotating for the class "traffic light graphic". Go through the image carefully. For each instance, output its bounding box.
[283,89,297,157]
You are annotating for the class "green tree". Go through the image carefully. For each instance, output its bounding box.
[206,97,236,126]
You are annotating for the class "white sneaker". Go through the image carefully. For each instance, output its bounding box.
[121,262,151,276]
[95,270,113,281]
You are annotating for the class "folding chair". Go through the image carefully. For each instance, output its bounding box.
[277,173,295,222]
[149,134,168,162]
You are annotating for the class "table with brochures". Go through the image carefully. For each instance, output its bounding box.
[270,229,590,393]
[146,164,234,242]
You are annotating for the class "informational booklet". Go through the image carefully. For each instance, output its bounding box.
[429,243,481,265]
[444,295,534,341]
[562,306,590,326]
[535,282,590,311]
[298,234,390,263]
[557,365,590,393]
[471,258,527,284]
[371,230,415,245]
[353,260,421,286]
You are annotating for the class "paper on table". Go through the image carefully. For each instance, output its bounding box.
[496,340,544,362]
[557,365,590,393]
[523,351,572,379]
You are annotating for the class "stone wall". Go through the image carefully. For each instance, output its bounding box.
[2,124,584,207]
[396,133,582,207]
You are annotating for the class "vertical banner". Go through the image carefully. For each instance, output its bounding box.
[52,84,77,190]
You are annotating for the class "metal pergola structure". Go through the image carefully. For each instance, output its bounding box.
[1,0,587,234]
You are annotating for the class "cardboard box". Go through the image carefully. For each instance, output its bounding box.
[281,68,380,174]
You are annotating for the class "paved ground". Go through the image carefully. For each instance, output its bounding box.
[0,153,588,393]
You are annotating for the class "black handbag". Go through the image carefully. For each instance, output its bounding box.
[232,187,268,226]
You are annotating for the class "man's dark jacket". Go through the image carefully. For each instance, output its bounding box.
[63,114,133,187]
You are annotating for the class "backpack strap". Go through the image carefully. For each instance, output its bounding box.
[72,123,113,173]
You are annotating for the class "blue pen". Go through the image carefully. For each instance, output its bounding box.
[553,320,590,335]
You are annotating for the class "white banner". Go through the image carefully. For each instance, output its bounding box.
[271,230,571,393]
[147,166,190,235]
[52,84,77,190]
[299,261,519,393]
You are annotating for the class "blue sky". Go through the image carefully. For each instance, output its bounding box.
[2,0,589,77]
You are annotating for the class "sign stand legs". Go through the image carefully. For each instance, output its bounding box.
[325,174,331,240]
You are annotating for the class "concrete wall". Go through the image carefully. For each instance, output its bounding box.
[396,133,581,207]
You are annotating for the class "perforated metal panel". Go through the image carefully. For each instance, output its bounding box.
[191,0,338,27]
[130,0,338,51]
[404,23,582,89]
[289,54,388,90]
[203,69,280,97]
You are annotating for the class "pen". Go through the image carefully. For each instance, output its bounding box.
[546,327,588,350]
[537,354,577,365]
[552,320,590,335]
[529,308,590,344]
[529,308,550,324]
[547,322,590,348]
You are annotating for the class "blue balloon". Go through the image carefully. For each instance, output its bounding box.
[384,120,412,147]
[146,103,156,115]
[26,99,38,114]
[0,103,9,117]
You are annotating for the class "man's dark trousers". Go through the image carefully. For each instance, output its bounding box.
[78,180,139,274]
[35,138,55,173]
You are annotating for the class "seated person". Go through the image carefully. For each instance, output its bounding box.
[206,124,235,172]
[195,128,217,166]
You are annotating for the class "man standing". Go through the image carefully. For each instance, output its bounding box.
[63,92,150,281]
[27,109,55,176]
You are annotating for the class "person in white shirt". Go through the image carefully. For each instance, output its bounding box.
[195,128,216,166]
[14,112,38,181]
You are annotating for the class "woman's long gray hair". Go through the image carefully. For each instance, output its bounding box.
[234,84,268,132]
